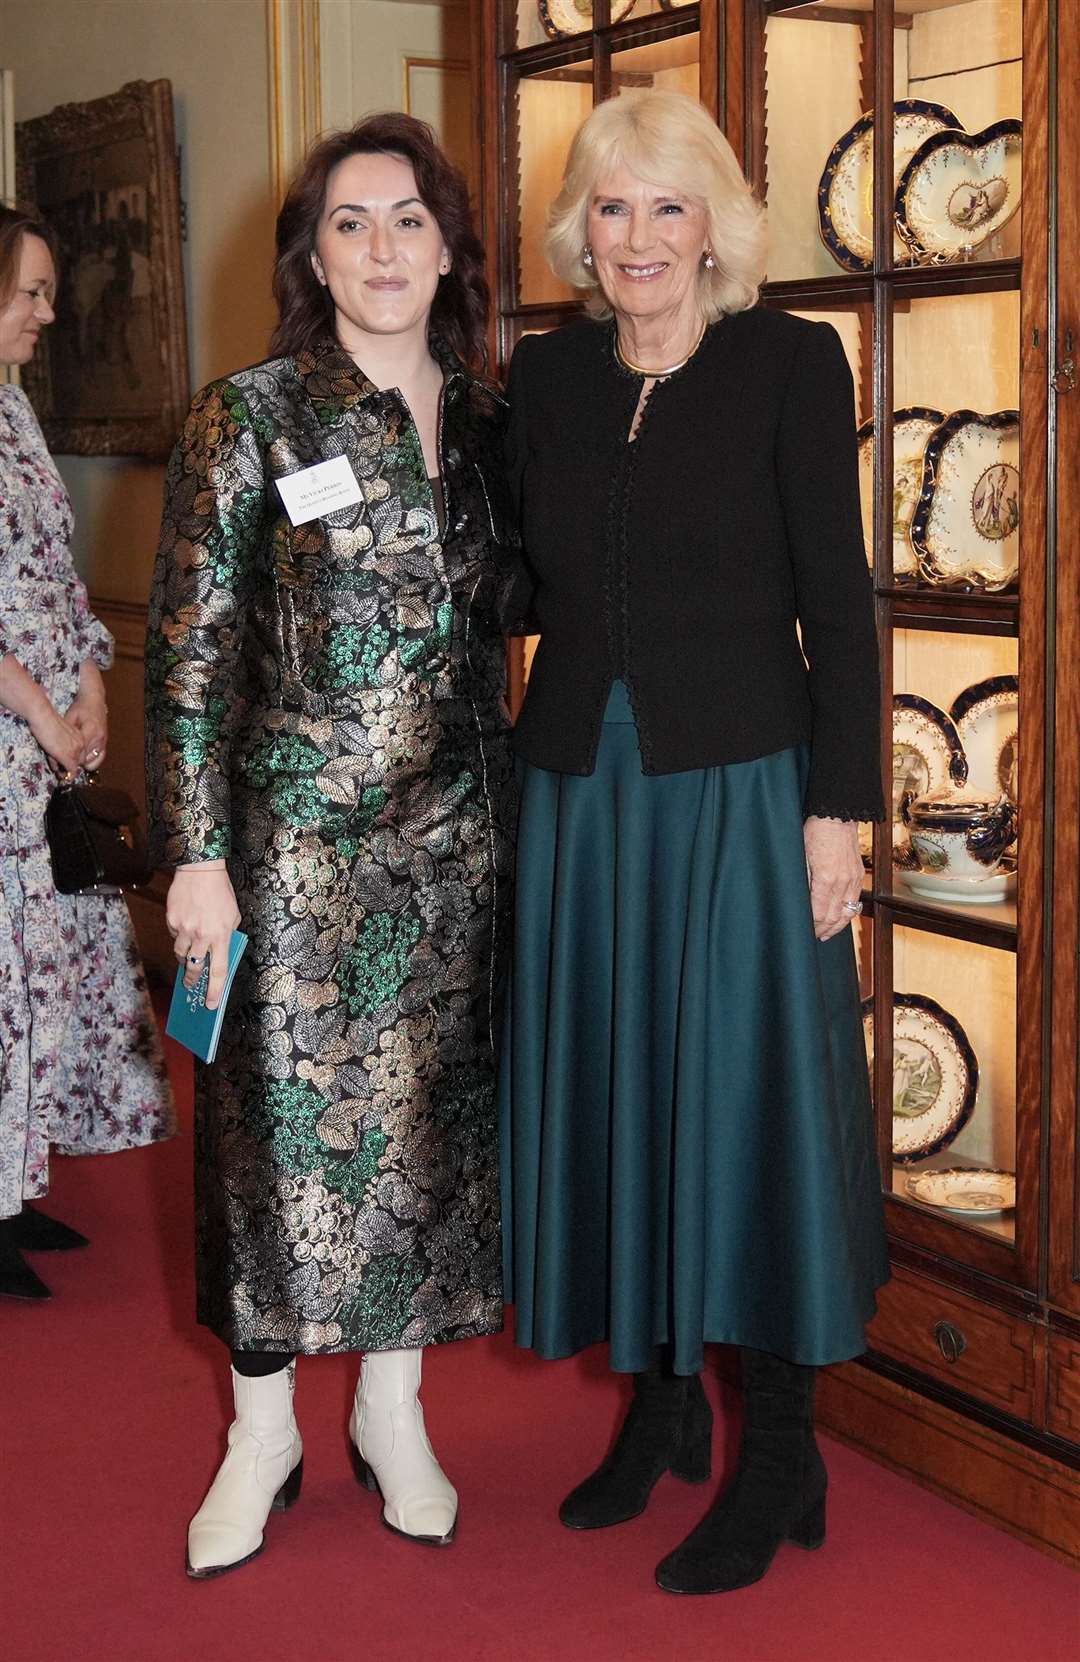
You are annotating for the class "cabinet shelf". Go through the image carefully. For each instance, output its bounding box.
[760,261,1020,310]
[761,276,874,308]
[881,588,1020,636]
[502,36,594,72]
[764,0,877,20]
[889,1166,1017,1248]
[595,9,701,44]
[501,6,700,66]
[864,889,1017,951]
[889,258,1022,300]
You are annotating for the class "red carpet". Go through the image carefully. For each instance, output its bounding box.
[4,1020,1077,1662]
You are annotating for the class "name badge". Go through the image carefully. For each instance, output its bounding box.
[276,454,363,526]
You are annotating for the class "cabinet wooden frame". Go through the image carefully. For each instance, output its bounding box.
[471,0,1080,1554]
[733,0,1079,1557]
[1048,0,1080,1321]
[731,0,1047,1294]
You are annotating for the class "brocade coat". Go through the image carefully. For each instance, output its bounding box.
[146,339,516,1355]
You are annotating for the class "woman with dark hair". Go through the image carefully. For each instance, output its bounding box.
[0,204,172,1301]
[146,114,515,1577]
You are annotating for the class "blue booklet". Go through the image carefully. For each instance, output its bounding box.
[165,930,249,1064]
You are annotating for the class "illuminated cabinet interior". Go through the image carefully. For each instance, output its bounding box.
[470,0,1080,1564]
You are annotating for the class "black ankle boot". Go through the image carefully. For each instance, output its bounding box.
[559,1366,713,1530]
[655,1348,826,1594]
[12,1205,89,1252]
[0,1219,52,1300]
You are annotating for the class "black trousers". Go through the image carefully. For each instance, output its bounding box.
[229,1348,294,1378]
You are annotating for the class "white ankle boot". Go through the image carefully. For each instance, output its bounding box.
[186,1363,303,1579]
[349,1347,457,1545]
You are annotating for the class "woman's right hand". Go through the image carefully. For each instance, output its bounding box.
[28,701,87,774]
[166,866,242,1011]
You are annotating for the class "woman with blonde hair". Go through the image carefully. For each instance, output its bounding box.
[499,90,888,1595]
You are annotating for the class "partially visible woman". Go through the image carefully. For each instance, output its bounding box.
[147,114,514,1579]
[0,204,174,1302]
[499,91,888,1596]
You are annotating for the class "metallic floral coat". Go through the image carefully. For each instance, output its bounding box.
[145,338,516,1355]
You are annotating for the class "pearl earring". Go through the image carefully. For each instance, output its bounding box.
[703,250,716,270]
[582,246,594,268]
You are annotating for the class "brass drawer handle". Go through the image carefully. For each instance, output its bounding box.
[933,1319,968,1364]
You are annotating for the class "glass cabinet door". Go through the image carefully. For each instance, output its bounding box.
[493,0,709,361]
[492,0,711,713]
[491,1,1043,1145]
[744,0,1039,1287]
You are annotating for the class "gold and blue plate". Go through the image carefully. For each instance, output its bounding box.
[857,407,945,579]
[896,119,1022,263]
[905,1166,1015,1213]
[910,409,1020,590]
[863,991,979,1164]
[538,0,635,38]
[817,100,961,272]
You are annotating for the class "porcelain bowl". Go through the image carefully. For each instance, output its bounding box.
[900,787,1016,881]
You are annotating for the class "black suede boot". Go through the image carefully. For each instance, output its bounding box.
[655,1347,826,1594]
[12,1205,89,1252]
[559,1362,713,1530]
[0,1218,52,1300]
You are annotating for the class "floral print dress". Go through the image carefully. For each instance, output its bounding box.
[0,385,174,1220]
[145,339,515,1356]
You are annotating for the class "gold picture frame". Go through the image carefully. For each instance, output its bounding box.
[16,78,190,459]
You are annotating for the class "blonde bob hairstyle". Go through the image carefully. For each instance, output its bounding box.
[545,90,767,322]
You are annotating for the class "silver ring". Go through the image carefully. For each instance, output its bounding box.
[88,747,100,757]
[842,899,863,915]
[188,954,202,965]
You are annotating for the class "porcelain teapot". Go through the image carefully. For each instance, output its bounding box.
[899,787,1017,882]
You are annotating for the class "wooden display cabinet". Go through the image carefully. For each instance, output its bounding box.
[471,0,1080,1564]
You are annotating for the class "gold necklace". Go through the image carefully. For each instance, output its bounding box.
[614,321,707,379]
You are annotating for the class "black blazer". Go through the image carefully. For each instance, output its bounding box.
[502,308,885,823]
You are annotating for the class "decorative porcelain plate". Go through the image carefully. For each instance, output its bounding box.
[857,408,945,577]
[892,693,968,860]
[896,120,1023,262]
[863,992,979,1162]
[538,0,635,36]
[817,101,961,272]
[905,1167,1016,1213]
[897,863,1016,905]
[910,410,1020,590]
[951,675,1019,801]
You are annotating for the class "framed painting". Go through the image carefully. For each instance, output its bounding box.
[16,78,189,459]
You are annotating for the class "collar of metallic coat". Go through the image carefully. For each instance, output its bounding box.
[294,332,466,410]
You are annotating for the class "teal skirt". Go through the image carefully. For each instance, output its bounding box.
[498,680,889,1374]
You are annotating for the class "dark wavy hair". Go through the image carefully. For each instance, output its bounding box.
[0,203,57,309]
[269,112,488,369]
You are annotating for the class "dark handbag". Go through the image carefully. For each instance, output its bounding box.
[45,775,151,894]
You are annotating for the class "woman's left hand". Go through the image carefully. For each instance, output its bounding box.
[803,815,864,942]
[66,662,108,771]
